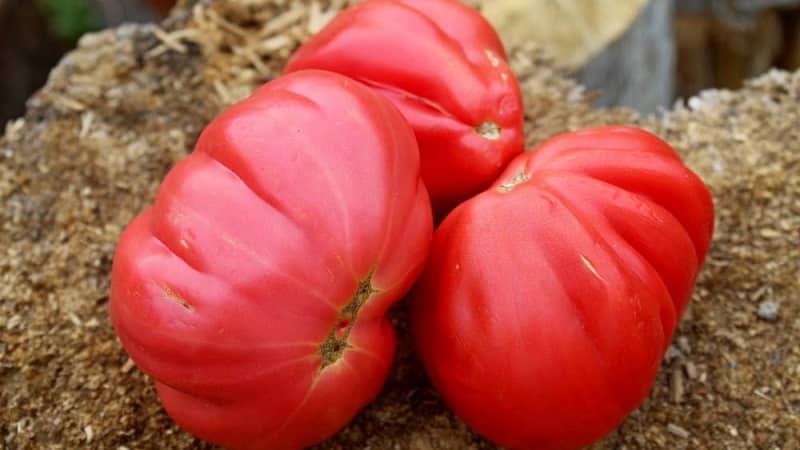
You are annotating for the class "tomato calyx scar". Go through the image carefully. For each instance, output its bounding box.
[498,170,530,193]
[319,270,378,369]
[475,121,501,140]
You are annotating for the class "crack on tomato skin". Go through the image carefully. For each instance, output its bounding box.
[485,49,501,68]
[475,120,501,140]
[498,170,531,193]
[161,284,193,311]
[580,254,606,283]
[319,270,378,369]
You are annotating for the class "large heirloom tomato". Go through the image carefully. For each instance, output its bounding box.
[410,127,714,450]
[285,0,525,216]
[109,70,432,450]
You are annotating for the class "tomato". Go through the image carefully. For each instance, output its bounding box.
[109,70,433,450]
[285,0,525,217]
[409,127,714,450]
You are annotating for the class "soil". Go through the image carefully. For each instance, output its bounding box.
[1,1,798,449]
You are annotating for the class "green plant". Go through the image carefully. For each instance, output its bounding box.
[36,0,100,41]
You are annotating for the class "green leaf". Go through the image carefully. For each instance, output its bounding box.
[36,0,101,41]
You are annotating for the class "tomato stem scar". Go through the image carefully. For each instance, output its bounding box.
[498,171,530,193]
[475,121,501,140]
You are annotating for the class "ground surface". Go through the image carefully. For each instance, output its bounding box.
[1,1,798,449]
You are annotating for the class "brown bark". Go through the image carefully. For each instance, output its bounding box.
[0,0,66,123]
[147,0,177,16]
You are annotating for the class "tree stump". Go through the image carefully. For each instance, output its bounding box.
[676,0,800,97]
[578,0,675,113]
[483,0,674,113]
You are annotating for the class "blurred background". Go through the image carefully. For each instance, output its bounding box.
[1,0,800,122]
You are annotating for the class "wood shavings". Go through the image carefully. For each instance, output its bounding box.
[667,423,691,439]
[67,313,83,327]
[121,358,135,373]
[4,118,25,142]
[234,46,270,76]
[757,301,780,321]
[685,361,699,380]
[206,8,249,38]
[260,4,306,37]
[152,27,188,53]
[670,365,685,403]
[258,34,292,54]
[213,80,234,105]
[49,93,87,111]
[79,112,94,139]
[308,1,343,34]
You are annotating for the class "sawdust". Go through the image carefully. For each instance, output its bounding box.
[1,1,798,449]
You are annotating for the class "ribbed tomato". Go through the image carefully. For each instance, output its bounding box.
[285,0,525,217]
[410,126,714,450]
[110,70,432,450]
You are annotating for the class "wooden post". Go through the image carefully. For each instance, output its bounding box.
[482,0,674,113]
[578,0,675,113]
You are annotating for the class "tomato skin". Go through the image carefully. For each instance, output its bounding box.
[109,70,432,450]
[285,0,525,217]
[409,127,714,450]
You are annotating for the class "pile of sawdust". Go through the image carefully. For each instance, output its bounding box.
[1,1,797,449]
